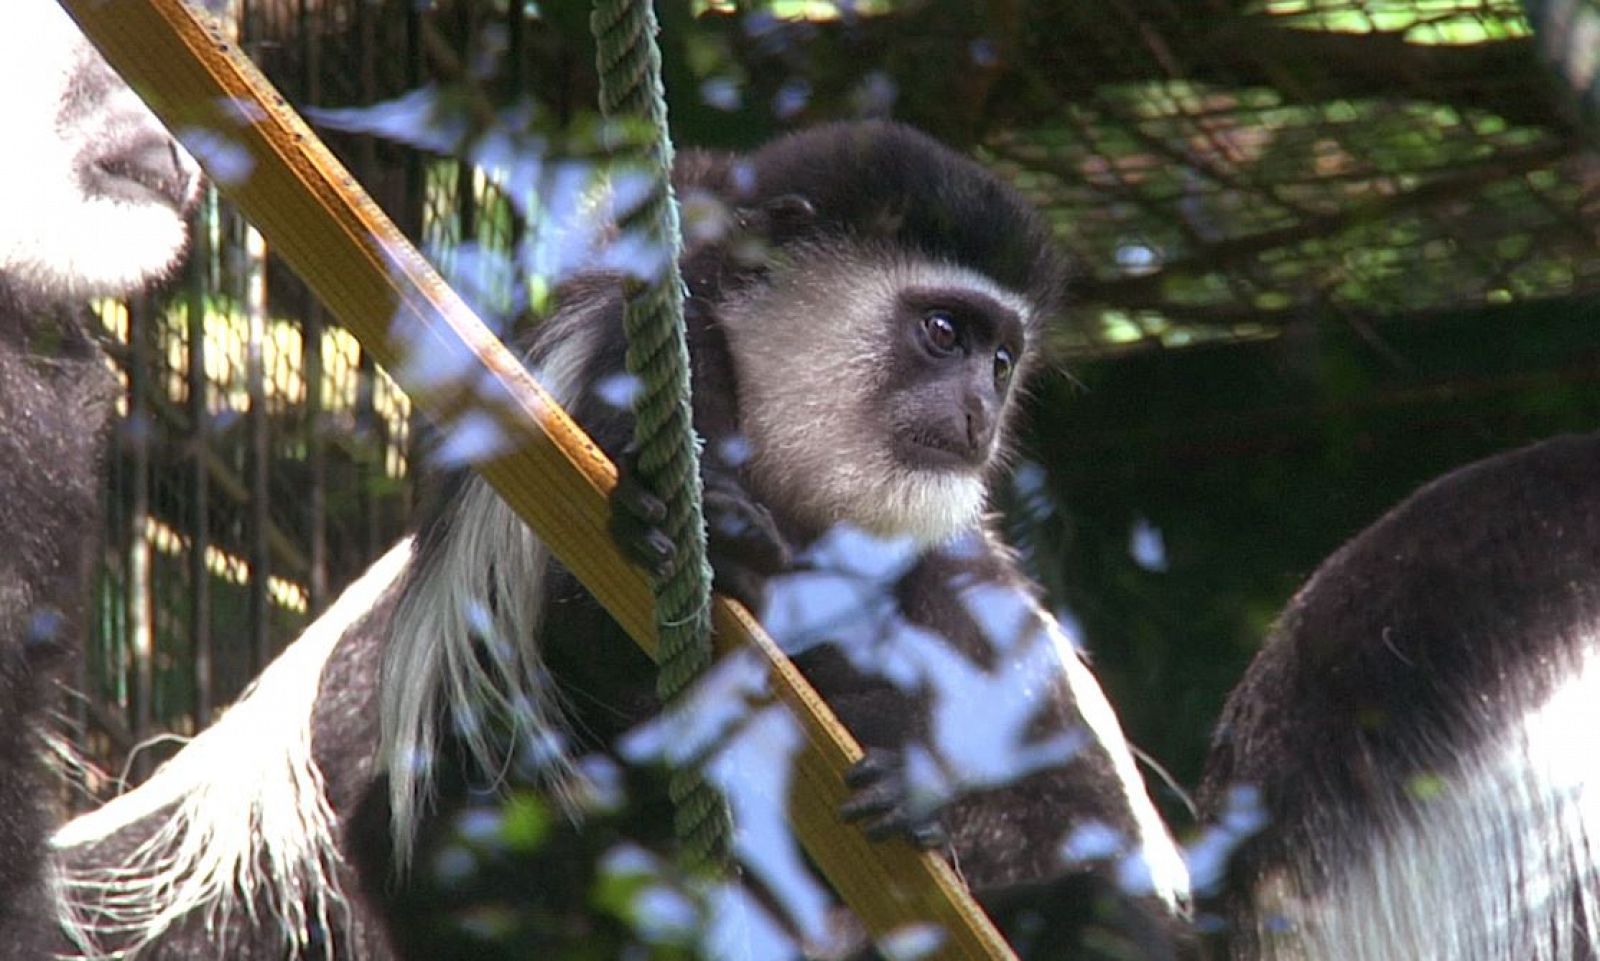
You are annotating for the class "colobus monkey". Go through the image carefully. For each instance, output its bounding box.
[1199,433,1600,961]
[0,0,198,957]
[366,120,1189,958]
[49,122,1184,960]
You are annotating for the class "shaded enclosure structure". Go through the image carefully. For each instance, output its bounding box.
[78,0,1600,802]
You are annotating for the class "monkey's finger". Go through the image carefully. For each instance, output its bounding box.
[857,811,918,844]
[843,748,900,789]
[909,821,949,850]
[639,530,678,577]
[608,509,678,580]
[845,803,946,848]
[611,473,668,526]
[838,781,905,824]
[710,525,790,576]
[704,489,790,574]
[710,565,768,614]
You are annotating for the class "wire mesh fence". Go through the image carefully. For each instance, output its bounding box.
[81,206,417,789]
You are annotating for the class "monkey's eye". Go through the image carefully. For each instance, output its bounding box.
[922,310,960,355]
[994,347,1015,388]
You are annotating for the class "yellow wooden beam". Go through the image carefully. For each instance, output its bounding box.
[56,1,1017,958]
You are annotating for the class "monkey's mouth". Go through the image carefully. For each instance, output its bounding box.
[89,138,197,210]
[898,430,986,472]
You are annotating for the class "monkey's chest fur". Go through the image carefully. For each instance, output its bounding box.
[0,313,115,923]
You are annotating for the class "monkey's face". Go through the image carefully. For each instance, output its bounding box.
[720,247,1034,546]
[879,282,1025,473]
[0,0,201,305]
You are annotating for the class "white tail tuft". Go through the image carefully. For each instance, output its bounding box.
[380,316,603,867]
[52,539,414,959]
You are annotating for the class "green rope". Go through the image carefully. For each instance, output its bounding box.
[590,0,732,872]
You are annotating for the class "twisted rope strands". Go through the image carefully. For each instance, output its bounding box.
[590,0,732,873]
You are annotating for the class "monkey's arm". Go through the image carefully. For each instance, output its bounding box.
[608,295,792,612]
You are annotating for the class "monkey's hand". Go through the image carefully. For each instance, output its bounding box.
[701,466,791,611]
[609,449,791,613]
[839,747,951,850]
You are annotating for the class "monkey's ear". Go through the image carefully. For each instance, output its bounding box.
[736,193,817,241]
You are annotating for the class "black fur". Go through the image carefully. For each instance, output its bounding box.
[685,121,1068,319]
[44,121,1173,961]
[357,122,1184,960]
[0,302,116,961]
[1199,432,1600,960]
[0,1,196,955]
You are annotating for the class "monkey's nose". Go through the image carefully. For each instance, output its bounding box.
[95,136,199,210]
[965,410,994,455]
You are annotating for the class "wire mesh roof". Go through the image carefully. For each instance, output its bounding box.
[242,0,1599,359]
[975,0,1595,356]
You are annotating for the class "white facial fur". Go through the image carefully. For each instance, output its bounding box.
[0,0,200,304]
[719,246,1034,545]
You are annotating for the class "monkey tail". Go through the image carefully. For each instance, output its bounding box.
[51,539,414,960]
[379,316,605,869]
